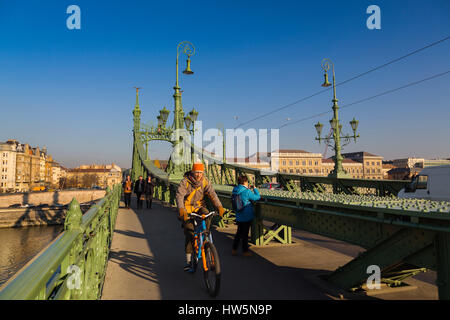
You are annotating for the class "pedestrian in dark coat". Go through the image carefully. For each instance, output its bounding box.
[145,176,154,209]
[134,175,146,209]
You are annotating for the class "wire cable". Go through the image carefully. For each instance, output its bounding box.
[235,36,450,129]
[277,70,450,129]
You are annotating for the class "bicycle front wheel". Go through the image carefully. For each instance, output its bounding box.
[202,241,221,297]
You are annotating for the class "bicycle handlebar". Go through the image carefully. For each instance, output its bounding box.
[189,211,217,219]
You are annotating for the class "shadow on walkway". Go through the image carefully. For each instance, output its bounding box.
[126,199,376,300]
[108,250,158,284]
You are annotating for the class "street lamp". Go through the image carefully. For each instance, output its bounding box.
[159,107,170,126]
[189,108,198,123]
[314,58,360,179]
[184,115,192,130]
[176,41,195,89]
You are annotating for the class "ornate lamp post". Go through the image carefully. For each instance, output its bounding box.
[184,107,199,164]
[314,58,360,178]
[131,41,199,182]
[174,41,195,131]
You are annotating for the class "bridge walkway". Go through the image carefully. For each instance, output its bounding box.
[101,199,436,300]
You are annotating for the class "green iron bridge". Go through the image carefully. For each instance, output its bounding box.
[1,45,450,299]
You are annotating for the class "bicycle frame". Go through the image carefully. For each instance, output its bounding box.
[191,212,215,272]
[193,218,211,271]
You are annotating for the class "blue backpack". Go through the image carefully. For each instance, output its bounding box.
[231,192,244,212]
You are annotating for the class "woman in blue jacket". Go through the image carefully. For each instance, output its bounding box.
[232,175,261,256]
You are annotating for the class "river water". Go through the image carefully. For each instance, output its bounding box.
[0,225,63,286]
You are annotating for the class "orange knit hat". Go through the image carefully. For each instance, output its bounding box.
[192,162,204,173]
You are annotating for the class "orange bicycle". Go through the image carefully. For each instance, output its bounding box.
[187,211,221,297]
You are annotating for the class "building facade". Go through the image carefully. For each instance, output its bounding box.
[66,163,122,189]
[226,149,385,180]
[0,140,61,192]
[0,141,17,192]
[341,152,384,180]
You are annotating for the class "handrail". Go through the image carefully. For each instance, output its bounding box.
[0,184,121,300]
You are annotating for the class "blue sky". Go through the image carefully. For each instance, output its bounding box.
[0,0,449,168]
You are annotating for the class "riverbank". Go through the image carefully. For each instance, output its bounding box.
[0,189,106,208]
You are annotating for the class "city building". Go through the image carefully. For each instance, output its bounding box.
[0,140,17,192]
[66,163,122,189]
[0,139,60,192]
[341,152,384,180]
[271,149,323,174]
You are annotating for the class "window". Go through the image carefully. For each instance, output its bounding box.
[302,161,306,166]
[296,169,300,173]
[372,162,375,166]
[289,169,293,173]
[282,161,286,166]
[289,161,293,166]
[308,160,312,166]
[296,161,299,165]
[309,169,313,173]
[314,161,318,166]
[416,175,428,189]
[302,169,306,173]
[366,162,369,166]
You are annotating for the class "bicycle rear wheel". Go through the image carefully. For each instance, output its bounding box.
[202,241,221,297]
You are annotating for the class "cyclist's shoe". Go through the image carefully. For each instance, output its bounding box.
[242,251,252,257]
[183,263,192,272]
[184,262,197,273]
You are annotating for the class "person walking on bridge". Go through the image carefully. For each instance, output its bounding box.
[145,176,154,209]
[176,162,226,271]
[122,175,133,209]
[134,175,146,209]
[231,175,260,256]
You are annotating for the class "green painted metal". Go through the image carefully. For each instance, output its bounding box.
[0,184,121,300]
[210,184,450,298]
[131,86,450,299]
[326,228,435,290]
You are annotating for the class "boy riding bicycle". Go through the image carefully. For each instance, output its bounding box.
[176,162,225,271]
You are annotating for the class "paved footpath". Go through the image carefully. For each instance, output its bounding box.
[101,200,437,300]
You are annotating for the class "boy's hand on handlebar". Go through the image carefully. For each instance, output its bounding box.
[178,208,188,221]
[218,206,225,217]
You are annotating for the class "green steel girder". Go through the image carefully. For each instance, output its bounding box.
[299,177,326,193]
[278,174,300,192]
[251,220,292,246]
[326,228,435,290]
[223,166,236,185]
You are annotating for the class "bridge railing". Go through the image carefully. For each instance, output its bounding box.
[135,140,450,298]
[0,184,121,300]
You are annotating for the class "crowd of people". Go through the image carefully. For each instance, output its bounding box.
[122,174,154,210]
